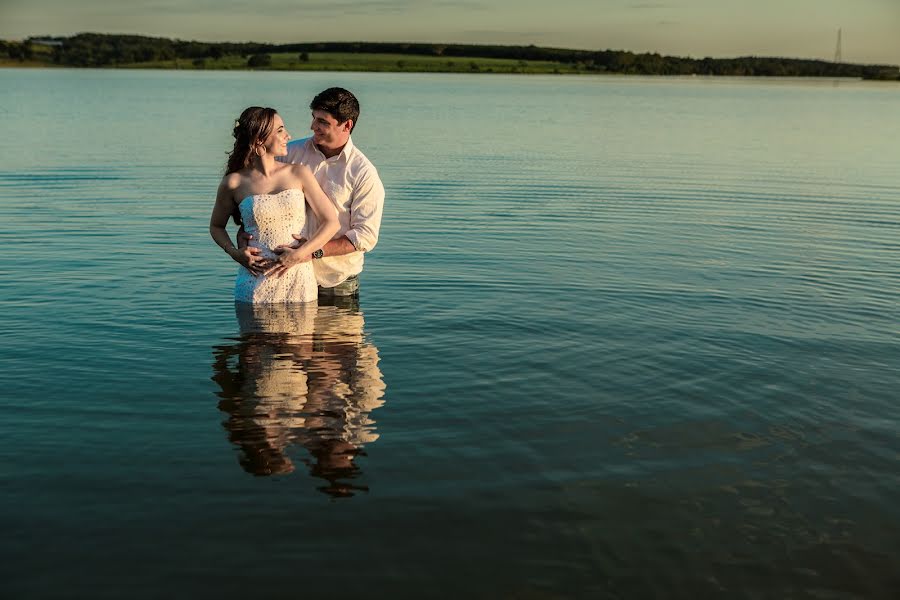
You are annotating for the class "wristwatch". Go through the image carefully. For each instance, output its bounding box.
[311,248,324,259]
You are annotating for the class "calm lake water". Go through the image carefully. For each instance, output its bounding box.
[1,68,898,598]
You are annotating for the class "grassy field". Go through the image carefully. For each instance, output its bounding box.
[2,50,585,74]
[0,58,60,67]
[114,52,585,74]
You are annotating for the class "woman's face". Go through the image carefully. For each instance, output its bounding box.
[261,114,291,157]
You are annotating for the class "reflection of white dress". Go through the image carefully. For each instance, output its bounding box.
[232,302,386,445]
[234,189,317,303]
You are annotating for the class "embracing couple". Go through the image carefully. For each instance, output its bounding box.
[209,87,384,304]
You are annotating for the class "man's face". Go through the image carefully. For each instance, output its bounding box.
[310,109,352,153]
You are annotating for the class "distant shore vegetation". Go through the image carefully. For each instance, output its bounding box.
[2,33,898,80]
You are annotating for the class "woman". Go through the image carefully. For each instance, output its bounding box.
[210,107,339,303]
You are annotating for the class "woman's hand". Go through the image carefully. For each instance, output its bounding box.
[266,243,311,278]
[229,245,272,276]
[235,226,273,275]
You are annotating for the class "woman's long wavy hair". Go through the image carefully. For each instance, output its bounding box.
[226,106,278,174]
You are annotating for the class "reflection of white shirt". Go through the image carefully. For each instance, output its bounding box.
[281,137,385,288]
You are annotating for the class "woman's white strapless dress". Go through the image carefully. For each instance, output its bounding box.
[234,189,317,304]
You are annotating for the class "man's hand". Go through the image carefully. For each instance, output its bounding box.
[236,227,253,250]
[274,233,306,251]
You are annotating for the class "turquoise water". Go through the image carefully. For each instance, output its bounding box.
[2,69,899,597]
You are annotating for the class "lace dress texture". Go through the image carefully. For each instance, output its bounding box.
[234,189,317,303]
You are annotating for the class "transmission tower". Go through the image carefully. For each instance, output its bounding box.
[834,28,842,63]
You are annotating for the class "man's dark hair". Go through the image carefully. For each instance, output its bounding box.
[310,87,360,132]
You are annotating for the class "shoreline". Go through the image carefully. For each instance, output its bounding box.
[2,63,897,82]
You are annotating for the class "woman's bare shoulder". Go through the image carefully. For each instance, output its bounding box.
[220,171,244,191]
[287,163,313,178]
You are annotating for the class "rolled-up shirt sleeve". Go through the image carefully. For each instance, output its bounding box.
[345,169,385,253]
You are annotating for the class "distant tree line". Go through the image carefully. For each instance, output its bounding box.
[8,33,275,67]
[1,40,35,60]
[279,42,899,78]
[5,33,898,80]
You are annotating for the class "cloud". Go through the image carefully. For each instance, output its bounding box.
[458,29,551,41]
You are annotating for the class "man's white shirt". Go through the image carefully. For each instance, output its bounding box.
[280,137,385,288]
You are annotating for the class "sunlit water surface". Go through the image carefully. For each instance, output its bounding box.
[1,69,898,598]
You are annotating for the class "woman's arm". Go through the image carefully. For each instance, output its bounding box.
[210,176,267,276]
[268,165,340,276]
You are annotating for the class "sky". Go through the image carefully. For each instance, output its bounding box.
[2,0,898,65]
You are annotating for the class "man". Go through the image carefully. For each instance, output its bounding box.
[241,87,385,298]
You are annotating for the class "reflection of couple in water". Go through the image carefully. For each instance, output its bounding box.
[211,297,386,497]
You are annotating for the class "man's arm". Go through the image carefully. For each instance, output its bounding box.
[284,167,385,258]
[276,234,356,259]
[343,169,385,254]
[319,236,358,257]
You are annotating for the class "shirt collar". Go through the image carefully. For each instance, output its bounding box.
[311,136,354,162]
